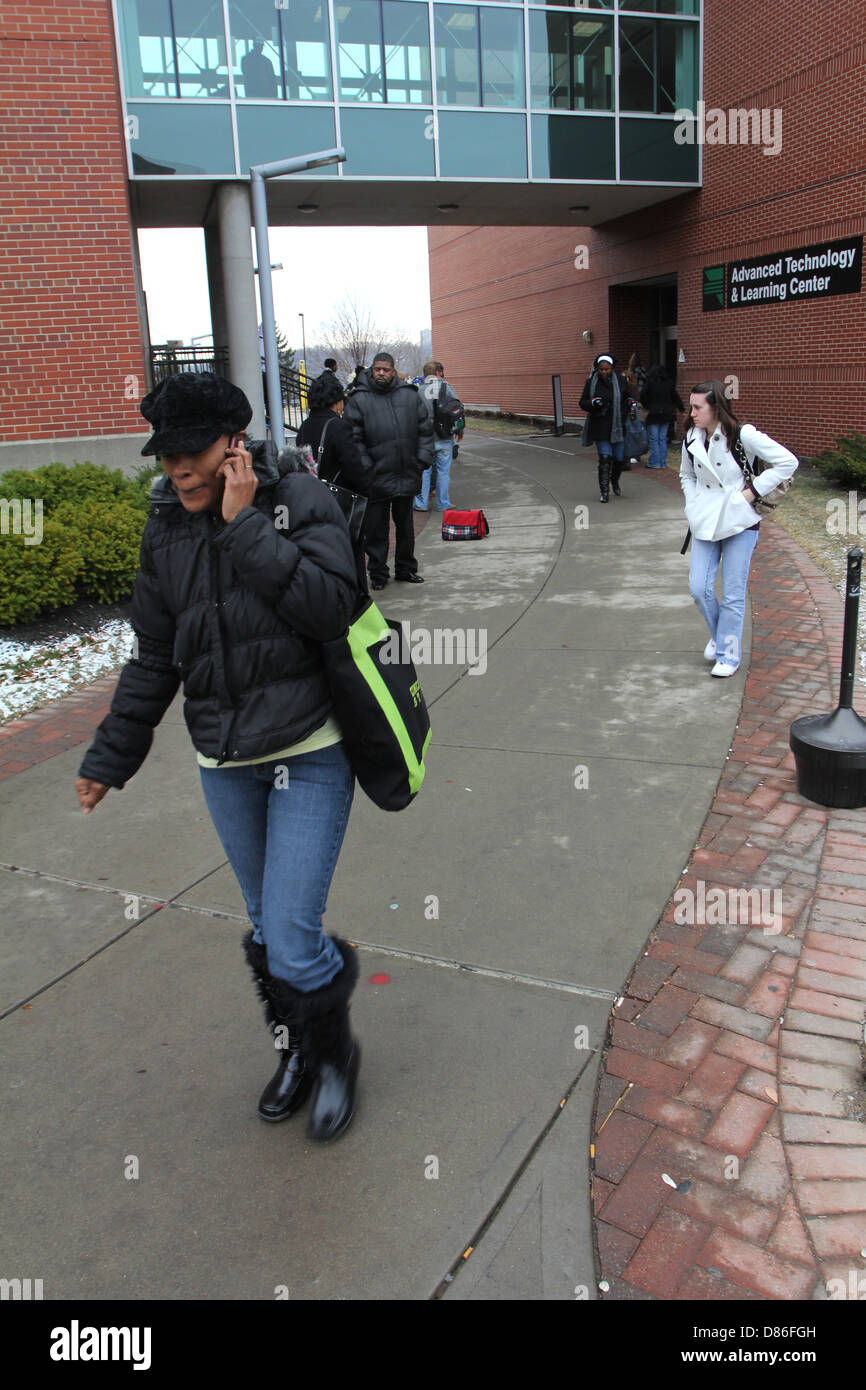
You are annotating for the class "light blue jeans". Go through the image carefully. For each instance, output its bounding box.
[647,421,669,468]
[415,437,454,510]
[689,528,759,669]
[199,743,355,991]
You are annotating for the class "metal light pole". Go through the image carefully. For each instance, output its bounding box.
[298,311,307,371]
[250,147,346,449]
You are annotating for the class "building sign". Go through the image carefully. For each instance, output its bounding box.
[703,236,862,311]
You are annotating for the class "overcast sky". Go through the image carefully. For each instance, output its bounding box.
[138,226,432,352]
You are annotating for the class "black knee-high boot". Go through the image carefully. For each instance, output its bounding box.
[266,938,361,1144]
[611,460,623,496]
[243,931,313,1122]
[598,456,610,503]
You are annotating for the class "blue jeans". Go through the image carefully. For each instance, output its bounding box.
[689,528,759,669]
[199,743,355,991]
[596,439,625,464]
[647,421,669,468]
[416,437,453,510]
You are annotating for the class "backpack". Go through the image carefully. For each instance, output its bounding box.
[433,380,465,440]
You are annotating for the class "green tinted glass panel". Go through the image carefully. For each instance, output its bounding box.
[619,1,698,14]
[171,0,229,96]
[236,105,338,169]
[528,11,612,110]
[117,0,175,97]
[127,102,235,173]
[339,107,435,173]
[619,117,698,180]
[438,111,527,176]
[337,1,385,102]
[383,1,432,103]
[434,6,480,106]
[530,113,614,179]
[229,0,332,101]
[619,17,698,114]
[480,9,524,107]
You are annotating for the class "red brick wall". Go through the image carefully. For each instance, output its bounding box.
[430,0,866,454]
[0,2,147,444]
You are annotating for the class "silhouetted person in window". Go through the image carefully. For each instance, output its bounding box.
[241,41,278,98]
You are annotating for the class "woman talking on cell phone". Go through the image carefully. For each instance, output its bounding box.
[74,373,363,1142]
[681,380,798,677]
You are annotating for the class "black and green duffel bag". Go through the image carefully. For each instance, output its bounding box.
[321,598,431,811]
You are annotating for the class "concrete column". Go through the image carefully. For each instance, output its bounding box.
[216,182,265,437]
[204,221,229,361]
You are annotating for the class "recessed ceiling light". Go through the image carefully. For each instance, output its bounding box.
[297,202,319,213]
[569,204,589,212]
[437,203,459,212]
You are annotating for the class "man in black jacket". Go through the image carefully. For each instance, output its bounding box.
[343,352,434,588]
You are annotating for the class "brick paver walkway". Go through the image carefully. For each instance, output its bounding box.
[593,468,866,1301]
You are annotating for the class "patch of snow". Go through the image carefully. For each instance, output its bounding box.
[0,619,132,722]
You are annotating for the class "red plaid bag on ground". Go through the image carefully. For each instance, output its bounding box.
[441,509,489,540]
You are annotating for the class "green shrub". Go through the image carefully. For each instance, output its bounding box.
[809,433,866,489]
[0,520,83,626]
[53,500,144,604]
[0,461,156,627]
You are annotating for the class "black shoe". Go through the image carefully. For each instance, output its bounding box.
[242,932,313,1122]
[257,1034,313,1122]
[267,939,361,1144]
[396,573,424,583]
[612,482,622,496]
[370,578,387,590]
[600,493,609,503]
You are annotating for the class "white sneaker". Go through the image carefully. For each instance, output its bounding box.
[710,661,737,678]
[703,639,717,660]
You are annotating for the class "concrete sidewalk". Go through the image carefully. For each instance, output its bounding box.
[0,433,860,1301]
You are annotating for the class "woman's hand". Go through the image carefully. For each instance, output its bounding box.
[219,438,258,523]
[742,486,757,504]
[75,778,110,814]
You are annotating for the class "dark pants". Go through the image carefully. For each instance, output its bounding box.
[364,496,417,582]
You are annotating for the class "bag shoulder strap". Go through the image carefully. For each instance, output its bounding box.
[316,416,333,467]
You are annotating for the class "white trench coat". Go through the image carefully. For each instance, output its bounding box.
[680,424,798,542]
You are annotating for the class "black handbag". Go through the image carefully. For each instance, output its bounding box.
[321,595,431,811]
[317,419,368,544]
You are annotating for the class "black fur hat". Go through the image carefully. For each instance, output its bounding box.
[140,372,253,457]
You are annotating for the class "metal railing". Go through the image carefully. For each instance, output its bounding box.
[149,346,309,438]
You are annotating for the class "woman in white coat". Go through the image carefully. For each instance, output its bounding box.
[681,380,798,677]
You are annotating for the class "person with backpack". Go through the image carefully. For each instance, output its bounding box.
[74,373,364,1143]
[681,380,798,677]
[414,360,464,512]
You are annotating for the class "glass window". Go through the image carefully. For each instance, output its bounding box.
[117,0,175,98]
[480,9,524,108]
[437,112,527,176]
[383,2,432,103]
[434,5,523,108]
[619,116,698,181]
[171,0,229,97]
[236,105,338,168]
[529,11,612,110]
[126,101,235,172]
[619,1,697,15]
[619,17,698,114]
[339,106,436,173]
[337,1,431,103]
[229,0,332,101]
[434,6,480,106]
[530,112,614,178]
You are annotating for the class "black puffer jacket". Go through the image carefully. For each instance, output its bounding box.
[78,443,358,788]
[296,409,370,493]
[343,372,434,500]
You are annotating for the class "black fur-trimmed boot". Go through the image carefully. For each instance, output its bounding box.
[242,931,314,1123]
[268,938,361,1144]
[598,457,611,503]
